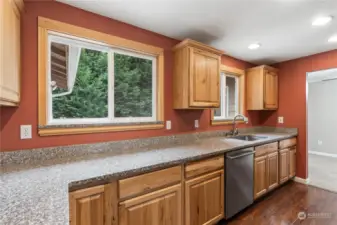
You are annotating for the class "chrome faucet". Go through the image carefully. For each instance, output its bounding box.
[226,114,248,136]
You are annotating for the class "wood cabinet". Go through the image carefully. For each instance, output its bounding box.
[254,155,268,199]
[289,147,296,178]
[279,137,297,184]
[173,39,223,109]
[0,0,23,106]
[267,152,279,190]
[185,170,224,225]
[254,142,279,199]
[246,65,279,110]
[69,184,118,225]
[279,148,289,184]
[119,184,182,225]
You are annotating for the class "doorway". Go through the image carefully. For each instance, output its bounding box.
[307,68,337,193]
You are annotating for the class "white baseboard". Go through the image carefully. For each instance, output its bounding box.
[293,176,311,185]
[309,151,337,158]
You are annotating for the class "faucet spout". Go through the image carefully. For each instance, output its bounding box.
[227,114,248,136]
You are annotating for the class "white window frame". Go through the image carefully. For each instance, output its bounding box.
[47,32,157,125]
[214,72,239,121]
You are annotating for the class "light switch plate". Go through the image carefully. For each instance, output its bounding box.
[278,117,284,124]
[318,140,323,145]
[194,120,199,128]
[20,125,32,139]
[166,120,171,130]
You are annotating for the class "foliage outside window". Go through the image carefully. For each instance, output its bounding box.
[48,33,156,125]
[214,72,239,121]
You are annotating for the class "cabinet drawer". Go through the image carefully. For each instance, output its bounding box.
[255,142,278,157]
[119,166,181,199]
[279,138,297,149]
[185,156,224,179]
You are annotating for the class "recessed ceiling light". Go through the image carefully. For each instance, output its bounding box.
[328,35,337,43]
[312,16,333,26]
[248,43,260,50]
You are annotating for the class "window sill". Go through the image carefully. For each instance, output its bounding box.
[211,119,245,126]
[38,121,164,136]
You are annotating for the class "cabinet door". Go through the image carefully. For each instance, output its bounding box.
[190,49,219,108]
[264,70,278,109]
[289,147,296,178]
[185,170,224,225]
[119,184,182,225]
[69,184,117,225]
[254,155,268,199]
[0,0,21,105]
[267,152,279,191]
[279,149,290,184]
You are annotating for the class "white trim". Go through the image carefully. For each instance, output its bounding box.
[47,31,157,125]
[293,176,311,185]
[214,73,239,121]
[309,151,337,158]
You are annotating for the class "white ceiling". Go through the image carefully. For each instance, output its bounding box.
[57,0,337,64]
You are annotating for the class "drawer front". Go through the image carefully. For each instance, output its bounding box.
[255,142,278,157]
[279,138,297,149]
[119,166,181,199]
[185,156,224,179]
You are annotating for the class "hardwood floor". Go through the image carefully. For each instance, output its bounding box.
[219,181,337,225]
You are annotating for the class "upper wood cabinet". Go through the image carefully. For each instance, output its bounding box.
[0,0,23,106]
[246,65,279,110]
[173,39,223,109]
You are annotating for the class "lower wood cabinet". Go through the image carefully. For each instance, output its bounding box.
[69,184,117,225]
[289,148,296,178]
[254,144,279,200]
[267,152,279,191]
[254,155,268,199]
[279,148,290,184]
[279,146,297,184]
[119,184,182,225]
[185,170,224,225]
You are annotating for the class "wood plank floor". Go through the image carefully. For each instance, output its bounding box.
[219,181,337,225]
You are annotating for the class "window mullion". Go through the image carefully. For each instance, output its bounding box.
[108,51,115,122]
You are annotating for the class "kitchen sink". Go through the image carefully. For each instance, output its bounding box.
[228,135,268,141]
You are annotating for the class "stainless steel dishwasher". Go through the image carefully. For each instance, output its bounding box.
[225,147,254,219]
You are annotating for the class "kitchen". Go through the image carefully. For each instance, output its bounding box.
[1,0,337,225]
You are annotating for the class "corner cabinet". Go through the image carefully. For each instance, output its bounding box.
[0,0,23,106]
[246,65,278,110]
[173,39,223,109]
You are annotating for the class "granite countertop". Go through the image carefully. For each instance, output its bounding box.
[0,130,297,225]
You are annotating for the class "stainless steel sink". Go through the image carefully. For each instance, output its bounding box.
[228,135,268,141]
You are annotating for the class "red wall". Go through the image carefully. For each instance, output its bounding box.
[0,1,254,152]
[260,50,337,179]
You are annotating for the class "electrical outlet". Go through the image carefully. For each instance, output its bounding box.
[318,140,323,145]
[20,125,32,139]
[278,117,284,124]
[194,120,199,128]
[166,120,171,130]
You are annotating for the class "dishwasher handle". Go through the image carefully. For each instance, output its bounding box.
[226,151,255,160]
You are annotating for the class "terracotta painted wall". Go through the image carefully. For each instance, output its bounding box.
[259,50,337,179]
[0,1,255,152]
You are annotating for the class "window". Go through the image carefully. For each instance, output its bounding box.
[48,33,156,125]
[212,66,245,125]
[38,17,164,135]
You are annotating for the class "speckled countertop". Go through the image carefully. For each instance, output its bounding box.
[0,129,297,225]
